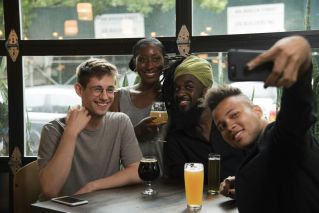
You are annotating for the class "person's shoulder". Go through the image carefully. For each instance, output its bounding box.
[42,118,66,134]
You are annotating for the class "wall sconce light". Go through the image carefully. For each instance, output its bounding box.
[205,26,212,32]
[64,20,78,36]
[52,32,59,37]
[150,32,157,37]
[77,3,93,21]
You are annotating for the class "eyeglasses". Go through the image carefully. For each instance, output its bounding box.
[89,86,115,96]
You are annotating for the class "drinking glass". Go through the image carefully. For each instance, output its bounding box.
[207,153,220,195]
[150,102,168,142]
[184,163,204,211]
[138,156,160,196]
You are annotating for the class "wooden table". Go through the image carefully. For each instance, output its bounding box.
[32,181,238,213]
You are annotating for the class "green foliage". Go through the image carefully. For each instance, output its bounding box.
[122,72,129,87]
[305,0,319,140]
[133,74,141,85]
[0,58,7,104]
[0,57,8,155]
[276,88,282,113]
[0,0,229,38]
[0,102,8,131]
[194,0,228,13]
[22,0,176,16]
[250,86,255,102]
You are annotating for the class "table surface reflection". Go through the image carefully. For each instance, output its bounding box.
[32,180,238,213]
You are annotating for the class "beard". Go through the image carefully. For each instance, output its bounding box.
[168,100,205,129]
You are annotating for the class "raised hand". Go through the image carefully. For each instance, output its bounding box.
[219,176,236,199]
[65,106,91,135]
[247,36,312,88]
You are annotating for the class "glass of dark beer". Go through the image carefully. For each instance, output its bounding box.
[138,156,160,196]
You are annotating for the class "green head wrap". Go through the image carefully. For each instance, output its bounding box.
[174,55,213,88]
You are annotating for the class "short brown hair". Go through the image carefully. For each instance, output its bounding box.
[76,58,118,88]
[205,85,245,111]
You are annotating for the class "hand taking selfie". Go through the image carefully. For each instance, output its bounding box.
[219,176,236,199]
[247,36,312,88]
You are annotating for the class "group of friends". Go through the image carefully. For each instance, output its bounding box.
[37,35,319,212]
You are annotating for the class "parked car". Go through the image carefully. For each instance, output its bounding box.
[25,85,81,156]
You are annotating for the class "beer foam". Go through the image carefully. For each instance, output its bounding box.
[184,163,203,172]
[141,158,158,163]
[209,157,220,160]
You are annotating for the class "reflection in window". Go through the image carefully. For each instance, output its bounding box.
[21,0,175,40]
[0,57,8,157]
[193,0,319,36]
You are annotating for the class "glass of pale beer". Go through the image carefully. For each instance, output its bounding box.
[207,153,220,195]
[150,101,168,142]
[184,163,204,211]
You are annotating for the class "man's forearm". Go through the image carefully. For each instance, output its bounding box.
[39,130,78,198]
[78,162,141,194]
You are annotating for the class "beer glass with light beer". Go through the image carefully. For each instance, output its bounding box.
[184,163,204,211]
[150,102,168,125]
[207,153,220,195]
[150,102,168,142]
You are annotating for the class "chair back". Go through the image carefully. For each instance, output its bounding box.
[13,160,41,213]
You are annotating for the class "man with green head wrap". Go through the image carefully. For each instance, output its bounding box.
[174,55,213,88]
[170,55,214,112]
[163,55,246,183]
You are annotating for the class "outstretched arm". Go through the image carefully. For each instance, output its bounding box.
[247,36,312,88]
[249,36,314,140]
[219,176,236,199]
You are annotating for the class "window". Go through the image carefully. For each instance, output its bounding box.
[193,0,319,36]
[0,56,8,157]
[21,1,176,40]
[23,55,139,156]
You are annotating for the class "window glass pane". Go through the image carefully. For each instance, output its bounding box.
[21,1,175,40]
[23,51,319,156]
[193,0,319,36]
[0,56,8,157]
[195,52,278,121]
[0,0,4,40]
[23,55,138,156]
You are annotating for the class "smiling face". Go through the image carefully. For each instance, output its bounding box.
[212,96,265,149]
[135,44,164,85]
[75,74,116,118]
[174,74,206,112]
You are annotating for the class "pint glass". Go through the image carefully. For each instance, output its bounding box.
[207,153,220,195]
[184,163,204,211]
